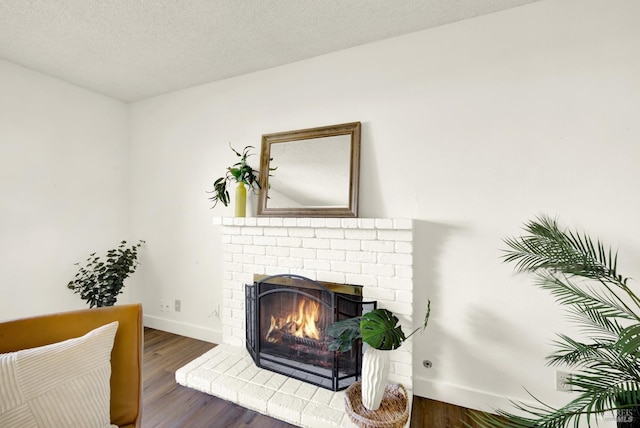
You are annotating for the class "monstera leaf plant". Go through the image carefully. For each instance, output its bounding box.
[327,305,430,352]
[327,302,430,410]
[470,215,640,428]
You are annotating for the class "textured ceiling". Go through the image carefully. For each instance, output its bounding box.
[0,0,540,102]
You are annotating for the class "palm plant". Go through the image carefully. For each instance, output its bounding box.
[470,215,640,427]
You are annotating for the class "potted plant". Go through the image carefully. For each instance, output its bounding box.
[67,240,144,308]
[470,215,640,427]
[208,144,266,217]
[327,302,430,410]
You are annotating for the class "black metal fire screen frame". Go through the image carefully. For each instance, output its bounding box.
[245,274,376,391]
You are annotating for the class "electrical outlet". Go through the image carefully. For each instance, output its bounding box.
[174,299,181,312]
[556,371,573,392]
[160,300,171,312]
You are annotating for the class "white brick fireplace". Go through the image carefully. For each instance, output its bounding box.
[177,217,415,427]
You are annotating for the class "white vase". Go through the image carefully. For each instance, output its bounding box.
[361,347,390,410]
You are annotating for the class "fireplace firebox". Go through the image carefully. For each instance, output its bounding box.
[245,274,376,391]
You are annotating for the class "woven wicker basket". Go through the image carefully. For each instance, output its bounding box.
[344,381,409,428]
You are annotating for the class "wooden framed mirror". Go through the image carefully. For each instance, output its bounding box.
[257,122,361,217]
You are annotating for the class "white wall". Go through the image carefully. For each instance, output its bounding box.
[129,0,640,417]
[0,59,130,320]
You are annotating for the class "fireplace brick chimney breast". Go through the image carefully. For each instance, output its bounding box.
[216,217,415,390]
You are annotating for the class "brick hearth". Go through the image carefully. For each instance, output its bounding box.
[176,343,359,427]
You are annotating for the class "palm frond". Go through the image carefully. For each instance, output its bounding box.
[564,310,626,341]
[475,216,640,428]
[546,334,617,367]
[503,215,628,286]
[533,273,636,322]
[471,379,636,428]
[616,324,640,360]
[468,389,609,428]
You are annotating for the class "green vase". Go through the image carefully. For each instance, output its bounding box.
[235,182,246,217]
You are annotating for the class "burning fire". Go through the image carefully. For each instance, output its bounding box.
[265,298,321,343]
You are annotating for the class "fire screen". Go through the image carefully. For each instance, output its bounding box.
[246,274,376,391]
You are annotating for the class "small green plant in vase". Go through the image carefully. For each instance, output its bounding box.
[208,144,263,217]
[327,301,430,410]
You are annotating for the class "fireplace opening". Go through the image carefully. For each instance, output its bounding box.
[246,274,376,391]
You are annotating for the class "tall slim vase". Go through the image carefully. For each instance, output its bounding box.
[235,182,246,217]
[361,347,390,411]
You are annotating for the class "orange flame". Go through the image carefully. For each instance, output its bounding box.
[265,298,321,343]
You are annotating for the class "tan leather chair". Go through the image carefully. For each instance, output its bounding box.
[0,304,143,428]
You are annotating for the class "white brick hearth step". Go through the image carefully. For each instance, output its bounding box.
[176,343,412,427]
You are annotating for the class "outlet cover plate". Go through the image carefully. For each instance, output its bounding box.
[556,371,573,392]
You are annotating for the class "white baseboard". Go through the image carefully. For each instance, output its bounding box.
[143,314,223,344]
[413,375,513,414]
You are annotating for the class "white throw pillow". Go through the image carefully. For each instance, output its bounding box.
[0,321,119,428]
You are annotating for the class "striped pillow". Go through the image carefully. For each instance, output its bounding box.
[0,321,119,428]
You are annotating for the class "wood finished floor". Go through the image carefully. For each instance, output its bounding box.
[142,328,484,428]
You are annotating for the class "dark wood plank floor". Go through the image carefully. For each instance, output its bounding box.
[142,328,483,427]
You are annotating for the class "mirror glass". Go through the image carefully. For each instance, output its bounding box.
[257,122,361,217]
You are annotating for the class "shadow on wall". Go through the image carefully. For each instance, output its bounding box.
[411,220,551,408]
[412,219,457,391]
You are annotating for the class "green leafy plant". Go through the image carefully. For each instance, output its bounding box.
[327,301,430,352]
[470,215,640,428]
[208,144,266,208]
[67,240,145,308]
